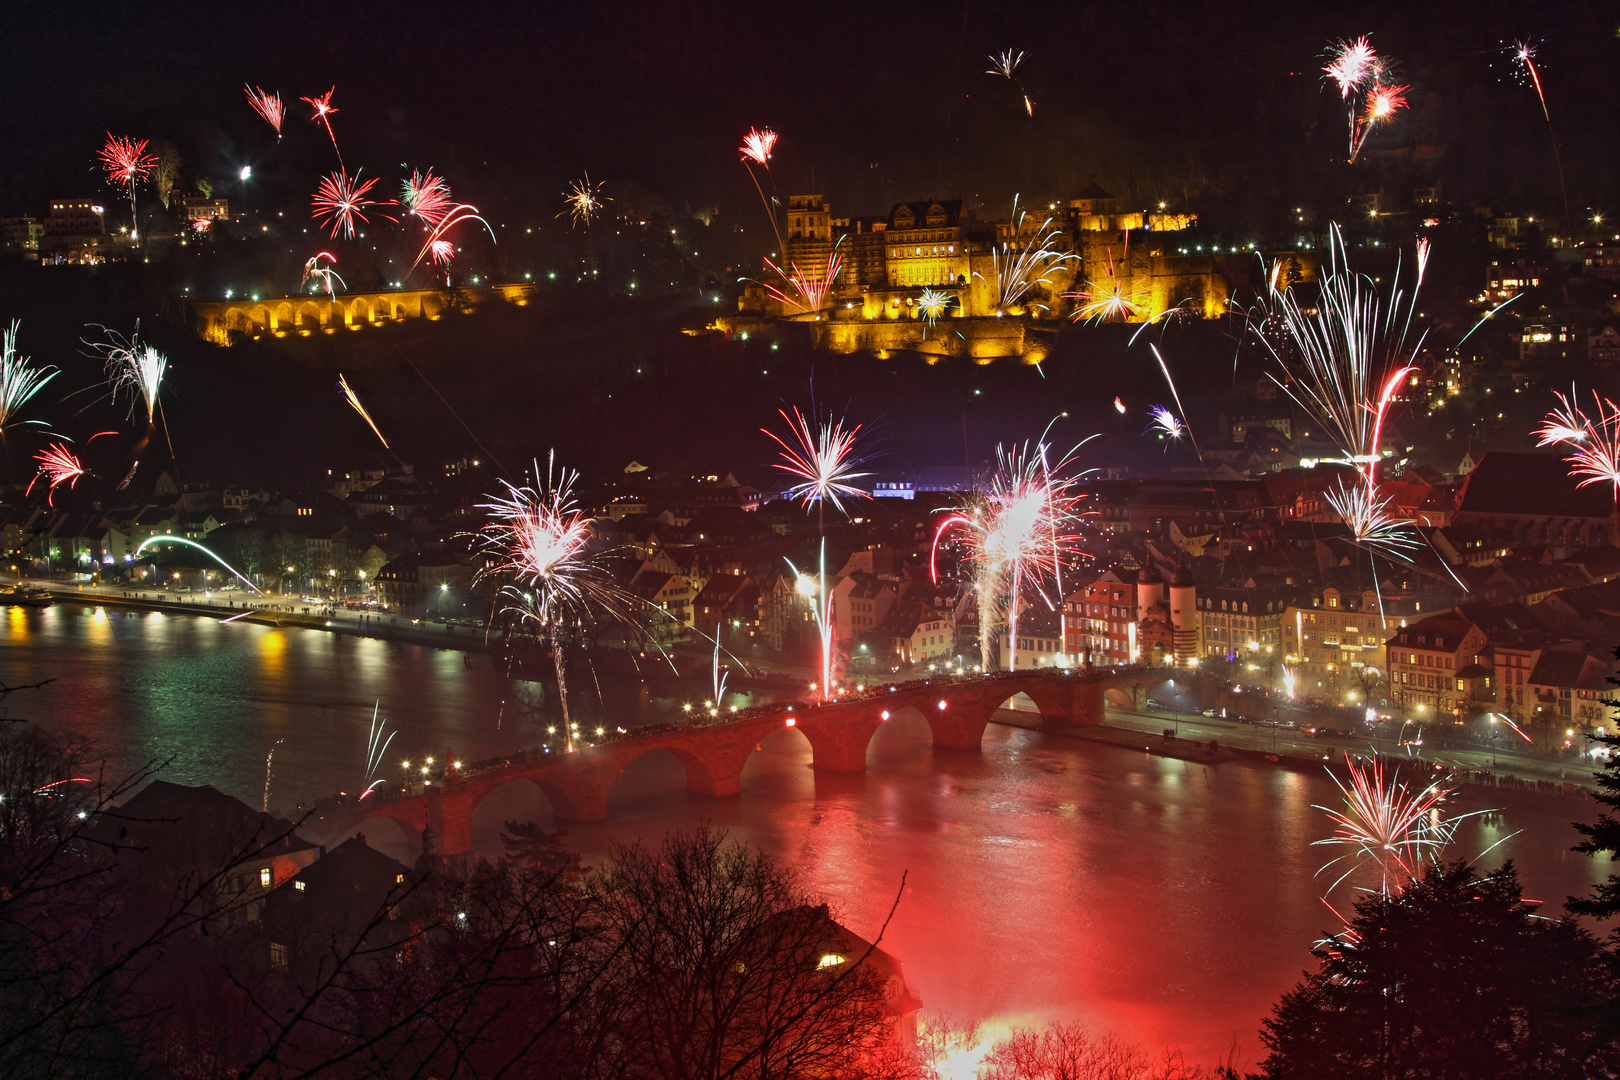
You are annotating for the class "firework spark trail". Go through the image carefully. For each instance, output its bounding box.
[475,454,648,750]
[312,169,395,240]
[300,87,342,164]
[262,739,283,812]
[244,85,284,138]
[711,636,729,713]
[407,203,495,274]
[90,324,167,426]
[931,437,1089,671]
[765,401,876,700]
[1149,345,1203,463]
[979,197,1073,314]
[26,444,85,505]
[1506,39,1570,223]
[98,134,156,238]
[1252,226,1427,558]
[559,172,607,228]
[400,168,453,225]
[985,49,1036,116]
[759,249,843,313]
[360,703,395,799]
[0,322,59,437]
[738,126,788,263]
[302,251,346,297]
[337,373,390,451]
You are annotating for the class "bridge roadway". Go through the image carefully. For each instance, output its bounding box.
[308,668,1127,859]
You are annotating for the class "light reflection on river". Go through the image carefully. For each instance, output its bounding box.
[2,604,1608,1064]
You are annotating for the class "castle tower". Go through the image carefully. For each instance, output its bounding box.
[1135,562,1164,624]
[1168,561,1198,664]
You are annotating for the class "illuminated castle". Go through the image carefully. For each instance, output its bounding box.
[730,185,1225,359]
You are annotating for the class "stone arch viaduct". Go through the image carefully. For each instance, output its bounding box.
[190,283,540,346]
[308,668,1151,859]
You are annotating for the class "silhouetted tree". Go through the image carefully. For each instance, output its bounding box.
[1260,861,1616,1079]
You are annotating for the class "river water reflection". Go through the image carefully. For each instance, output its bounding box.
[1,604,1607,1063]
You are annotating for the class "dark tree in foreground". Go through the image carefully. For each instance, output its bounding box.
[1570,682,1620,921]
[1260,861,1616,1080]
[584,826,903,1080]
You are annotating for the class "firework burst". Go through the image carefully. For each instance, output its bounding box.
[982,198,1073,314]
[1545,391,1620,499]
[985,49,1035,115]
[1068,233,1146,322]
[97,133,156,237]
[1322,36,1408,163]
[1536,389,1592,446]
[90,324,167,426]
[400,169,454,225]
[300,87,342,162]
[739,127,778,167]
[0,322,58,437]
[312,169,394,240]
[1144,405,1185,444]
[560,173,608,228]
[475,454,647,749]
[1350,83,1409,162]
[1314,754,1467,898]
[244,85,284,138]
[26,444,85,505]
[1323,37,1384,99]
[1504,38,1571,223]
[917,287,952,331]
[931,437,1089,671]
[764,404,875,515]
[758,249,843,314]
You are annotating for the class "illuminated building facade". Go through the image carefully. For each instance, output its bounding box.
[39,198,106,264]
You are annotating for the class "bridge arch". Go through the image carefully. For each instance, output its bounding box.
[331,803,423,864]
[866,703,933,764]
[1104,688,1134,710]
[274,302,293,331]
[297,302,322,331]
[469,773,561,836]
[349,297,372,324]
[740,725,814,797]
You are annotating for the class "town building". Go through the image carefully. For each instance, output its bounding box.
[39,198,106,264]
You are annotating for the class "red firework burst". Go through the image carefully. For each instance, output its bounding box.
[245,85,284,137]
[311,169,395,240]
[97,134,155,190]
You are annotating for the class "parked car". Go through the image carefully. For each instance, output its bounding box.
[1145,699,1166,711]
[1201,709,1217,718]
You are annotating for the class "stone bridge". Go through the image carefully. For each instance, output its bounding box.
[191,282,541,345]
[308,668,1148,859]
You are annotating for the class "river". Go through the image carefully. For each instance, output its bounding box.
[1,602,1608,1065]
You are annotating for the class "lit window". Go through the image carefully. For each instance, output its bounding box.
[294,880,306,892]
[270,942,289,970]
[260,868,272,888]
[817,953,846,969]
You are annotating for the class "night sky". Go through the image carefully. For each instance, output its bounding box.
[5,1,1620,230]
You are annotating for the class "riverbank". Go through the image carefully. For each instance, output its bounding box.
[994,710,1600,804]
[23,582,492,654]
